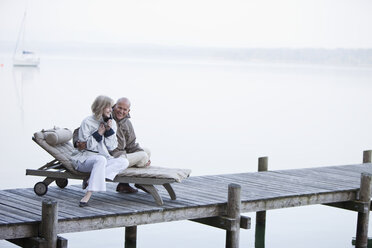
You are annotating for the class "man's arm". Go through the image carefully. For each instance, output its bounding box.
[72,127,87,151]
[125,120,144,153]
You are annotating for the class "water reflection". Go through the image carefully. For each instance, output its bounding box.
[255,211,266,248]
[12,66,39,126]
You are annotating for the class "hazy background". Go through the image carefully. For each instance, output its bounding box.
[1,0,372,48]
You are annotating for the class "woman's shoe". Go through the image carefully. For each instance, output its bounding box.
[79,201,89,207]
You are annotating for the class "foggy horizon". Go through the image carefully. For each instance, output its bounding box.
[1,0,372,49]
[1,40,371,67]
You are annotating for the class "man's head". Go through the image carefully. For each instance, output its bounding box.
[113,97,131,121]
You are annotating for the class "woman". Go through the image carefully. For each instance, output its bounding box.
[71,95,129,207]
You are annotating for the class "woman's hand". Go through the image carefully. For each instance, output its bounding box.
[98,123,106,135]
[106,119,112,130]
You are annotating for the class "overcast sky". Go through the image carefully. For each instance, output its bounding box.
[1,0,372,48]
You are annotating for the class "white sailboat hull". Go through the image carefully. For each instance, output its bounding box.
[13,53,40,67]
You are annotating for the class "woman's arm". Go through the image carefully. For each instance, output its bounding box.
[78,117,101,152]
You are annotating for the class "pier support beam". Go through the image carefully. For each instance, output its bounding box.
[125,226,137,248]
[41,199,58,248]
[191,216,250,230]
[7,235,67,248]
[355,173,372,248]
[355,151,372,248]
[6,237,46,248]
[255,156,268,248]
[226,183,241,248]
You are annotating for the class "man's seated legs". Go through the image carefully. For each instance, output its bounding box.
[116,148,151,193]
[127,147,151,168]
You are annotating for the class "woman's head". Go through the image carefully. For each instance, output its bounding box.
[91,95,114,119]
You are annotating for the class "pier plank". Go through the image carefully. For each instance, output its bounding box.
[0,213,27,223]
[183,175,281,199]
[211,174,314,197]
[271,170,358,190]
[0,203,38,223]
[6,189,90,218]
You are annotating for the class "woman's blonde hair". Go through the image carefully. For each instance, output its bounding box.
[91,95,114,119]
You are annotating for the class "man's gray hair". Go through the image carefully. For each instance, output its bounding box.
[116,97,131,107]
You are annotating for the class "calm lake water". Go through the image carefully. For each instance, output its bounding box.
[0,52,372,247]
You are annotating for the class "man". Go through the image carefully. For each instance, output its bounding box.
[74,97,151,193]
[111,97,151,193]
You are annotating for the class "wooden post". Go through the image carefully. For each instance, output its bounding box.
[355,173,372,248]
[125,226,137,248]
[41,199,58,248]
[226,183,241,248]
[363,150,372,163]
[255,156,268,248]
[57,236,68,248]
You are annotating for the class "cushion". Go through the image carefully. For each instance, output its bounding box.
[33,128,84,175]
[43,127,72,146]
[118,166,191,183]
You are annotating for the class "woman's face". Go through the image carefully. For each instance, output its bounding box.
[102,105,112,118]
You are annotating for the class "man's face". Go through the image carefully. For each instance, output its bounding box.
[113,100,130,120]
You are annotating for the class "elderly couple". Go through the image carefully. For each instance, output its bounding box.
[70,95,151,207]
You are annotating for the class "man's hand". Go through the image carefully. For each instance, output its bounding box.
[76,141,87,151]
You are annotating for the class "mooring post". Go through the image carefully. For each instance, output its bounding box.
[41,199,58,248]
[355,173,372,248]
[226,183,241,248]
[125,226,137,248]
[255,156,268,248]
[363,150,372,163]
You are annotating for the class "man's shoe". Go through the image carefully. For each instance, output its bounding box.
[116,183,138,193]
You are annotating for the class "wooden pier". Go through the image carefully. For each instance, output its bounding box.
[1,157,372,247]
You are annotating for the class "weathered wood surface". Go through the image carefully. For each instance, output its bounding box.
[255,157,268,248]
[355,173,372,248]
[41,199,58,248]
[226,184,241,248]
[1,163,372,240]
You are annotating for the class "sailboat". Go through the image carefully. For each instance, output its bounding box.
[13,10,40,67]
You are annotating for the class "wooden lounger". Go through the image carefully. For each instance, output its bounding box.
[27,128,191,206]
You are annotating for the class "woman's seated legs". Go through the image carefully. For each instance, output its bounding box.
[77,155,107,191]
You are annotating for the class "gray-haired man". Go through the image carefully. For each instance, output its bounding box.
[111,97,151,193]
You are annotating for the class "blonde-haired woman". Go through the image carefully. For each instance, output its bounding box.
[71,95,129,207]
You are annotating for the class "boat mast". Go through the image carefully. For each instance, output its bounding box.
[13,10,27,58]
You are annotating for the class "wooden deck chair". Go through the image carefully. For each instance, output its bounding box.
[27,127,191,206]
